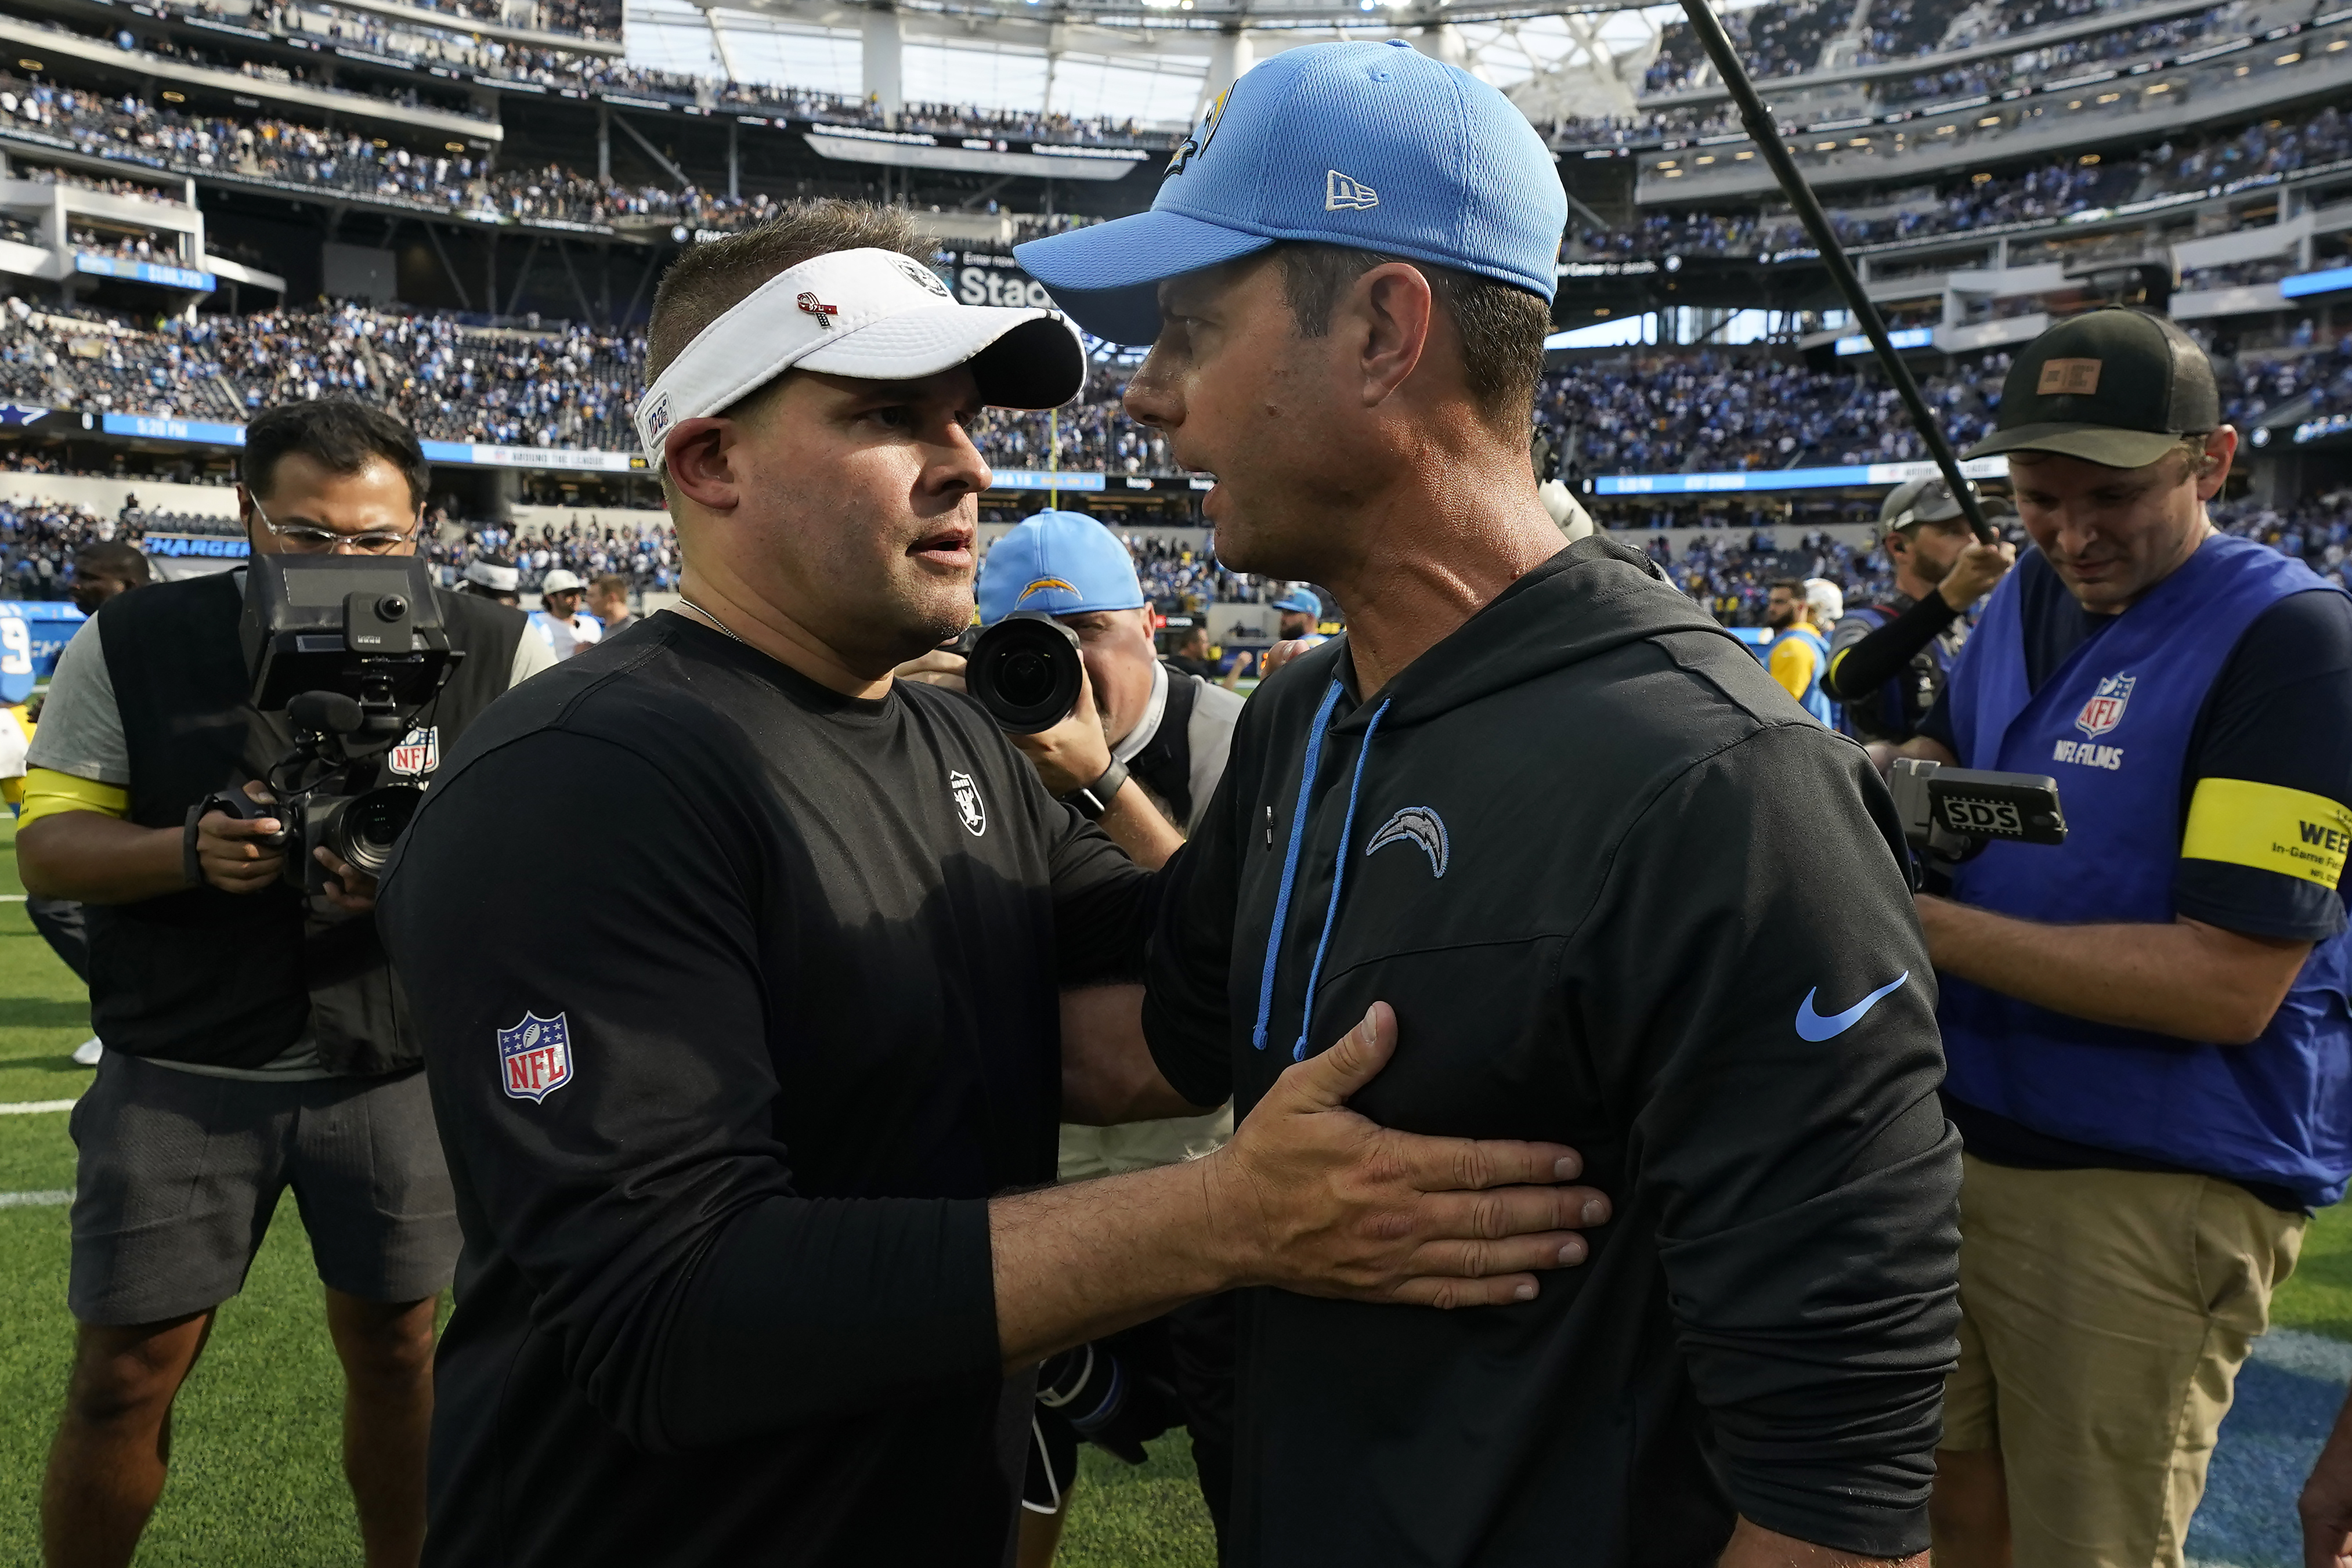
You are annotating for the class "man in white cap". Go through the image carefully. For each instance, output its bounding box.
[375,200,1607,1568]
[528,567,602,659]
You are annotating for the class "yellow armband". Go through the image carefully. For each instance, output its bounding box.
[19,768,131,830]
[2181,777,2352,890]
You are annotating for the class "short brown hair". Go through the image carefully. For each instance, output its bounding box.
[646,201,931,387]
[589,573,629,598]
[1274,245,1550,433]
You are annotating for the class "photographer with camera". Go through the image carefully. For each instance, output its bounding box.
[1896,310,2352,1568]
[1824,476,2015,749]
[19,398,552,1568]
[966,511,1244,1558]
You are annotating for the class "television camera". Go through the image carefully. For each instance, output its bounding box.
[198,555,461,896]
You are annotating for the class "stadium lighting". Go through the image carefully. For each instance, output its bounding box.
[17,60,42,71]
[2277,52,2302,63]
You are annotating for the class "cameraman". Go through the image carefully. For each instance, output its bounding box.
[1900,310,2352,1567]
[20,398,552,1568]
[1824,477,2014,747]
[969,511,1245,1559]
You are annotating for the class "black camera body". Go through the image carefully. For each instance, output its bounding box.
[961,610,1086,734]
[1888,757,2066,874]
[216,556,461,895]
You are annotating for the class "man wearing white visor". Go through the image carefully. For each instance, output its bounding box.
[374,202,1612,1568]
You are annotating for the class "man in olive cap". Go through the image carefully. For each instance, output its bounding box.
[1902,307,2352,1568]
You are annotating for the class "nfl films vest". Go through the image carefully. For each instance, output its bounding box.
[1939,532,2352,1207]
[1771,625,1836,726]
[89,570,526,1075]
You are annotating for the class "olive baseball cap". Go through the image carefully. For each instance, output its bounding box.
[1964,308,2220,469]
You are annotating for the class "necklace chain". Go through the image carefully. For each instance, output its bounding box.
[676,595,746,645]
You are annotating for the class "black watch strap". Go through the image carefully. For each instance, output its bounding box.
[1064,756,1129,821]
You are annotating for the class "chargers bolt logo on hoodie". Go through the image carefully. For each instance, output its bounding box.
[1366,806,1448,878]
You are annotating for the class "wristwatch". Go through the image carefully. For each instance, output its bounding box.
[1063,756,1129,821]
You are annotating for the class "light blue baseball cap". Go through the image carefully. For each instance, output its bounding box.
[1270,586,1323,617]
[977,510,1147,626]
[1013,40,1566,346]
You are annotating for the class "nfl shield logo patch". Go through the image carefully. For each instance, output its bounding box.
[497,1011,573,1103]
[388,726,440,777]
[2075,673,2136,740]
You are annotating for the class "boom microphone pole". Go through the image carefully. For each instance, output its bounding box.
[1673,0,2000,544]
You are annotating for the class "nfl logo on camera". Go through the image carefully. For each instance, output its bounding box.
[497,1011,573,1103]
[388,726,439,777]
[2075,673,2135,740]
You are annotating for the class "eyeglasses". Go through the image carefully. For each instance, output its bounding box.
[246,491,420,555]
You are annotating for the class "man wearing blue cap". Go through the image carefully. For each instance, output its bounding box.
[969,508,1249,1558]
[1269,586,1327,649]
[971,508,1244,859]
[1022,39,1959,1568]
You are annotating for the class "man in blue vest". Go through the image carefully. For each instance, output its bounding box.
[1764,577,1836,724]
[1901,307,2352,1568]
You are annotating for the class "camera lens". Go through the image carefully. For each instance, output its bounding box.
[330,785,424,875]
[376,594,409,620]
[967,613,1085,734]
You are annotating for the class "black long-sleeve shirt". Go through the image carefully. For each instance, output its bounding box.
[1144,539,1962,1565]
[377,613,1150,1568]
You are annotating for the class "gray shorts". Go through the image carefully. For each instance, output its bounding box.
[67,1052,459,1325]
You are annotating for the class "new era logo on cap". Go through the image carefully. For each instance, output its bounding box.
[2037,358,2102,396]
[1326,170,1379,211]
[1015,41,1568,346]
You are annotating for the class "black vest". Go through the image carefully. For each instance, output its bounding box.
[1125,662,1201,830]
[88,571,526,1075]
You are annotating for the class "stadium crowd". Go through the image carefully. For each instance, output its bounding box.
[10,286,2347,479]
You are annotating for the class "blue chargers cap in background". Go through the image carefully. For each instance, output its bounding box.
[1269,586,1322,617]
[977,510,1148,626]
[1014,39,1567,345]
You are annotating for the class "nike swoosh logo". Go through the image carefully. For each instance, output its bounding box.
[1794,973,1911,1042]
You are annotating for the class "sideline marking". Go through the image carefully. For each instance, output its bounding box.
[2251,1327,2352,1385]
[0,1190,71,1208]
[0,1099,78,1115]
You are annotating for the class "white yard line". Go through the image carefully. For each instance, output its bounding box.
[0,894,25,901]
[0,1189,71,1208]
[0,1099,78,1114]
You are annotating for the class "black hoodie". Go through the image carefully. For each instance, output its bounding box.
[1145,537,1962,1566]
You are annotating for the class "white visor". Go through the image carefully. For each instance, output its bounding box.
[633,247,1086,461]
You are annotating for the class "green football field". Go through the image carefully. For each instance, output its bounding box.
[8,817,2352,1565]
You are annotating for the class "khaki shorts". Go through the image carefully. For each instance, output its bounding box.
[1942,1154,2304,1568]
[1058,1105,1233,1183]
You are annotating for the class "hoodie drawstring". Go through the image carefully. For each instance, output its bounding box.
[1251,680,1393,1062]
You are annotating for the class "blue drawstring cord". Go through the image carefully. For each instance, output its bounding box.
[1248,680,1392,1063]
[1252,680,1345,1052]
[1291,700,1389,1061]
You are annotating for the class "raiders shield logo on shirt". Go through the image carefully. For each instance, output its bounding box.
[948,769,987,837]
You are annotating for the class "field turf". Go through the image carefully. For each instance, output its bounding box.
[1,811,2346,1565]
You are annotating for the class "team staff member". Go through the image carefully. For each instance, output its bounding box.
[586,573,636,638]
[1825,476,2014,746]
[375,204,1609,1568]
[1020,40,1961,1567]
[20,399,551,1568]
[43,542,150,1065]
[1900,309,2352,1568]
[528,567,602,658]
[1764,576,1836,724]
